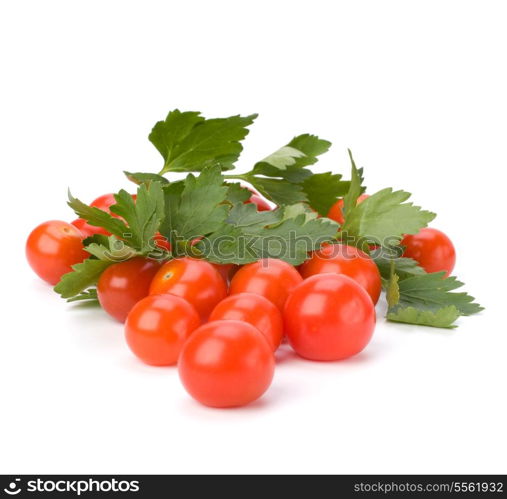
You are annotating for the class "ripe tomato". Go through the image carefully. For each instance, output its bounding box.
[401,228,456,277]
[248,194,271,211]
[299,243,381,304]
[149,258,227,322]
[209,293,283,351]
[153,232,171,251]
[243,185,272,211]
[229,258,303,311]
[26,220,88,285]
[71,218,110,239]
[327,194,369,225]
[178,320,275,407]
[125,294,200,366]
[97,257,160,322]
[284,274,376,361]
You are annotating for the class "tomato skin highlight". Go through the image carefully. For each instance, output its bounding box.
[178,320,275,408]
[248,194,271,211]
[71,218,110,239]
[229,258,303,311]
[209,293,283,351]
[97,257,161,322]
[26,220,88,285]
[149,258,227,322]
[327,194,369,225]
[284,274,376,361]
[125,294,200,366]
[299,243,381,304]
[401,228,456,277]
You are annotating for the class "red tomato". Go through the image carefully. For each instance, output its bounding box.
[327,194,369,225]
[284,274,376,361]
[153,232,172,251]
[178,320,275,407]
[125,294,200,366]
[248,194,271,211]
[71,218,110,239]
[149,258,227,322]
[97,257,160,322]
[299,243,381,304]
[229,258,303,311]
[209,293,283,351]
[26,220,88,285]
[243,185,272,211]
[401,228,456,277]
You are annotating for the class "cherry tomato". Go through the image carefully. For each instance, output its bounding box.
[327,194,369,225]
[125,294,200,366]
[299,243,381,304]
[97,257,160,322]
[26,220,88,285]
[153,232,172,251]
[178,320,275,407]
[243,185,272,211]
[248,194,271,211]
[401,228,456,277]
[149,258,227,322]
[229,258,303,311]
[71,218,110,239]
[209,293,283,351]
[284,274,376,361]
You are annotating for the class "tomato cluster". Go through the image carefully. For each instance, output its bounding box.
[26,190,456,409]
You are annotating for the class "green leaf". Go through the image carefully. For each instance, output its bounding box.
[110,181,165,253]
[54,259,114,299]
[159,165,229,245]
[371,246,426,280]
[124,171,169,186]
[247,177,307,206]
[84,235,137,261]
[66,288,99,304]
[342,188,436,246]
[251,134,331,181]
[386,271,400,307]
[225,183,251,204]
[240,134,332,206]
[392,272,483,316]
[385,271,483,328]
[150,110,257,174]
[197,202,338,265]
[302,172,350,216]
[68,192,129,239]
[342,149,365,218]
[387,306,461,329]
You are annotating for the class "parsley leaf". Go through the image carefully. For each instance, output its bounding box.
[109,182,165,253]
[386,272,483,328]
[302,172,350,216]
[159,166,229,248]
[225,183,252,204]
[54,259,114,299]
[341,188,436,246]
[150,110,257,174]
[196,202,338,265]
[341,149,365,218]
[371,246,426,280]
[124,171,169,186]
[240,134,332,205]
[66,288,99,304]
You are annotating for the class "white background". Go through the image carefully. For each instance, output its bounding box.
[1,0,505,474]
